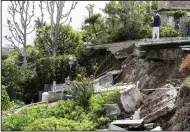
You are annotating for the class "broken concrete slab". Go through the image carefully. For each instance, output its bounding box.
[109,124,126,131]
[93,73,113,92]
[151,126,162,131]
[120,84,143,113]
[94,85,127,93]
[104,104,121,116]
[132,108,140,120]
[111,119,144,125]
[111,119,144,130]
[107,70,122,75]
[144,123,154,129]
[139,88,178,123]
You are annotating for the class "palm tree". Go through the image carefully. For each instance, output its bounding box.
[84,14,101,38]
[85,4,94,17]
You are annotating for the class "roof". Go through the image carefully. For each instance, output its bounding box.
[158,1,190,12]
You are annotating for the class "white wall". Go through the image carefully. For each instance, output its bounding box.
[188,11,190,16]
[167,16,175,27]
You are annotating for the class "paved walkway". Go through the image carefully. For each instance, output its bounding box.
[87,37,190,54]
[2,101,59,119]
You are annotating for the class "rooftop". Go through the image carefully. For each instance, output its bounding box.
[158,1,190,12]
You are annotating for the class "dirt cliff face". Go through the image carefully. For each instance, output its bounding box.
[165,77,190,131]
[115,54,184,91]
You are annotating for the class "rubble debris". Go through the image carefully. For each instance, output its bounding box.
[151,126,162,131]
[120,84,143,113]
[165,77,190,131]
[104,104,121,116]
[139,87,178,123]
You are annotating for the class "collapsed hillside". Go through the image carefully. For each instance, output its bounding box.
[94,44,189,131]
[116,55,184,90]
[165,77,190,131]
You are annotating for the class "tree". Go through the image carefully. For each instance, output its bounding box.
[44,1,78,56]
[2,85,11,111]
[85,4,94,17]
[35,24,83,56]
[84,14,102,38]
[5,1,35,67]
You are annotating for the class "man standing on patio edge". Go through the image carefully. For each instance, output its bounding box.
[152,11,161,39]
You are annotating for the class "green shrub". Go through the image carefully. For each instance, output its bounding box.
[2,90,122,131]
[89,89,121,120]
[167,10,188,21]
[68,78,94,108]
[2,85,11,111]
[140,25,179,39]
[2,57,38,103]
[2,101,92,131]
[10,100,25,110]
[160,26,178,37]
[35,55,78,85]
[140,24,152,38]
[24,117,95,131]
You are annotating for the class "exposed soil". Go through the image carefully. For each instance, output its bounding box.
[115,54,185,91]
[164,77,190,131]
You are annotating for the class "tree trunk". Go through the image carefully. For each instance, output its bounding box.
[23,29,27,67]
[93,24,97,38]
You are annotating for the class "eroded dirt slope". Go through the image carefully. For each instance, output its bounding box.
[115,55,184,91]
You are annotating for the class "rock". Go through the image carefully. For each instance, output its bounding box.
[151,126,162,131]
[120,84,143,113]
[132,108,140,120]
[104,104,121,116]
[139,88,178,123]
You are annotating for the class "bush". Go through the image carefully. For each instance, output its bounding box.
[140,25,152,38]
[179,54,190,73]
[68,78,94,108]
[140,25,179,39]
[160,26,178,37]
[24,117,95,131]
[2,89,122,131]
[2,85,11,111]
[10,100,25,110]
[35,55,78,84]
[89,89,121,120]
[2,101,92,131]
[2,60,38,103]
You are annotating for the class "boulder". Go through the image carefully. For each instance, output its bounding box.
[139,88,178,123]
[104,104,121,116]
[120,84,143,113]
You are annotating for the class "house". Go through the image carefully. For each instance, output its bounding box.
[157,1,190,36]
[2,47,14,55]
